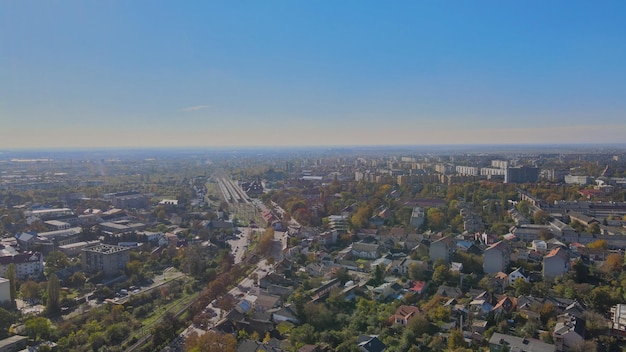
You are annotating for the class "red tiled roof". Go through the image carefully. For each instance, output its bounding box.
[410,281,426,293]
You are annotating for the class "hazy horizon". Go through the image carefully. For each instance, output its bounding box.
[2,1,626,149]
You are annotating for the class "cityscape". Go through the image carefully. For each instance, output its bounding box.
[3,1,626,352]
[0,145,625,351]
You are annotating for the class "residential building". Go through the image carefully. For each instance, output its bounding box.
[0,278,10,304]
[505,166,540,184]
[543,248,570,280]
[0,251,43,280]
[429,236,456,263]
[409,207,425,228]
[456,165,479,176]
[611,304,626,335]
[508,268,529,286]
[81,244,131,276]
[389,305,421,326]
[489,332,556,352]
[564,175,591,185]
[0,335,29,352]
[553,314,585,352]
[328,215,349,234]
[351,242,381,259]
[357,335,386,352]
[483,241,510,274]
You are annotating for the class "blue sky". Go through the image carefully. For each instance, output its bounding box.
[1,1,625,149]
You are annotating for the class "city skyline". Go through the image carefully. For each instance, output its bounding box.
[2,1,626,149]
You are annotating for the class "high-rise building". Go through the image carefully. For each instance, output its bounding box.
[505,166,540,184]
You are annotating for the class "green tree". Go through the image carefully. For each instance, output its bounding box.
[447,329,466,350]
[46,274,61,315]
[25,317,52,341]
[408,315,430,336]
[20,280,41,302]
[44,251,70,276]
[588,222,601,234]
[5,263,16,302]
[0,307,16,339]
[432,264,450,285]
[513,278,531,296]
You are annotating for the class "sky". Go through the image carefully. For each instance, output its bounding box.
[1,1,626,149]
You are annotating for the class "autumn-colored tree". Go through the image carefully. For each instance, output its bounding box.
[351,205,373,229]
[447,329,466,350]
[533,210,549,225]
[184,330,237,352]
[587,239,608,250]
[603,253,624,273]
[426,208,445,230]
[257,227,275,255]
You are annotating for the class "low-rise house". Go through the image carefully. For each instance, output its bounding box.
[357,335,386,352]
[436,285,463,299]
[388,258,427,276]
[270,304,300,324]
[351,242,381,259]
[372,282,403,301]
[531,240,548,253]
[543,247,570,280]
[408,281,427,295]
[553,314,585,352]
[489,332,556,352]
[492,296,516,317]
[493,272,509,292]
[310,278,340,301]
[508,267,529,286]
[469,299,493,318]
[389,305,421,326]
[237,338,285,352]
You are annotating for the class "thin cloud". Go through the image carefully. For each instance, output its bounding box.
[181,105,211,112]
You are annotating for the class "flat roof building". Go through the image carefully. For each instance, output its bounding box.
[81,244,131,276]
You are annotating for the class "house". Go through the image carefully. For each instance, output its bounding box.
[389,305,421,326]
[351,242,381,259]
[483,241,510,274]
[436,285,463,298]
[0,335,29,352]
[531,240,548,253]
[408,281,428,295]
[270,304,300,324]
[543,247,570,280]
[469,299,494,317]
[372,282,403,301]
[237,338,285,352]
[489,332,556,352]
[492,296,516,317]
[508,267,529,286]
[493,272,509,292]
[388,258,427,276]
[310,278,340,301]
[0,278,10,304]
[357,335,386,352]
[429,236,456,263]
[553,314,585,352]
[611,304,626,337]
